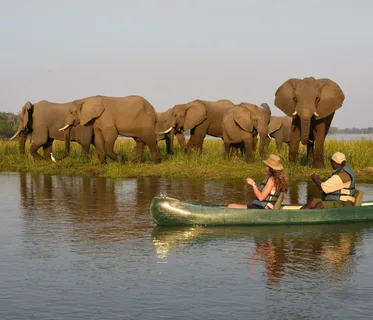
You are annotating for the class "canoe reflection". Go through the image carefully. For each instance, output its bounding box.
[151,223,371,284]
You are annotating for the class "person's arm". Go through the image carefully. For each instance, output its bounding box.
[247,177,275,201]
[311,174,323,191]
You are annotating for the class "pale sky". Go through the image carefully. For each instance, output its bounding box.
[1,0,372,127]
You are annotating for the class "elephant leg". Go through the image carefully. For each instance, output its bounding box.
[42,138,54,159]
[29,130,48,160]
[276,140,282,151]
[103,127,121,162]
[306,141,314,166]
[252,134,258,152]
[94,128,107,164]
[142,133,159,164]
[243,136,254,163]
[239,143,246,157]
[186,120,208,152]
[275,132,283,151]
[165,134,172,154]
[289,124,301,163]
[80,143,91,157]
[133,138,145,163]
[222,131,231,159]
[176,133,186,150]
[223,140,231,159]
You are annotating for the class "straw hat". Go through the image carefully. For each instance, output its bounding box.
[263,154,283,171]
[330,152,346,164]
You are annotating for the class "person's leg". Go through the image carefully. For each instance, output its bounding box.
[300,200,316,210]
[227,204,248,209]
[314,201,325,209]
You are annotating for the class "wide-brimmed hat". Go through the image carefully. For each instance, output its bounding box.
[263,154,283,171]
[329,152,346,164]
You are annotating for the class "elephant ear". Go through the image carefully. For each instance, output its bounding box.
[79,99,105,126]
[184,101,207,131]
[268,116,282,135]
[21,101,33,129]
[274,78,300,117]
[233,106,253,133]
[165,108,173,127]
[316,79,345,119]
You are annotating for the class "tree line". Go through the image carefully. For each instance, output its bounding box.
[0,112,19,139]
[328,126,373,134]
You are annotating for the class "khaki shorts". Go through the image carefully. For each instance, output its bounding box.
[313,198,354,209]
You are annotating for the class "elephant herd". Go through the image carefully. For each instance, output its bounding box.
[10,76,345,168]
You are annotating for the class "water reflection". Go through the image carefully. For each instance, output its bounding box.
[151,223,371,287]
[16,173,373,261]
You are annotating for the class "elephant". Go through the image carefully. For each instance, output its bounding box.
[274,77,345,168]
[10,100,94,160]
[165,99,236,152]
[157,109,185,154]
[222,103,271,162]
[59,95,159,164]
[264,115,292,150]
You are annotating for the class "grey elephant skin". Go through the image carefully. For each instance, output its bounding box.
[275,77,344,168]
[61,95,159,164]
[265,115,292,150]
[222,103,271,162]
[157,109,185,154]
[168,99,235,151]
[10,100,94,160]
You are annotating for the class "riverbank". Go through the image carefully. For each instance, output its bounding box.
[1,139,373,182]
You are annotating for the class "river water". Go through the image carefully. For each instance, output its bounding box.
[1,172,373,320]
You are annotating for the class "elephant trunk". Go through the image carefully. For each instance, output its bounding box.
[258,132,267,157]
[18,131,28,154]
[301,119,311,145]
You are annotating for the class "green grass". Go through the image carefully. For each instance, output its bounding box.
[1,138,373,182]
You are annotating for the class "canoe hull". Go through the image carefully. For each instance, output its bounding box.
[150,196,373,226]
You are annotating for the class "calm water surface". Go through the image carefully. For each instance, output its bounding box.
[1,172,373,320]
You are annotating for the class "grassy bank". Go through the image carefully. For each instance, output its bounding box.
[1,139,373,182]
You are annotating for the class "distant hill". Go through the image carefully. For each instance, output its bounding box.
[329,126,373,134]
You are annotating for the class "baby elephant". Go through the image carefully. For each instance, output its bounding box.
[222,103,271,162]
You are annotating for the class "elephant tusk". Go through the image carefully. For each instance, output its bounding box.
[268,134,272,139]
[292,111,297,116]
[158,127,173,135]
[314,111,319,117]
[9,130,21,141]
[59,124,70,131]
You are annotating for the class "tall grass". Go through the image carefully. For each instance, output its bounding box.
[1,138,373,181]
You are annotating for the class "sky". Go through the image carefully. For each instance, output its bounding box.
[1,0,372,128]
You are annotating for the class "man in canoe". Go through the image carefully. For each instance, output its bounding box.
[301,152,356,209]
[228,154,288,209]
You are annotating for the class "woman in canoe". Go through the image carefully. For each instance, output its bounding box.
[228,154,288,209]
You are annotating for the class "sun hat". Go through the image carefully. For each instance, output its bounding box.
[330,152,346,164]
[263,154,283,171]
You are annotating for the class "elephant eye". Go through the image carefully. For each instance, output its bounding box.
[315,96,320,103]
[293,96,298,103]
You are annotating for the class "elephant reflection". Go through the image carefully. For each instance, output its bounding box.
[19,174,125,244]
[274,77,345,168]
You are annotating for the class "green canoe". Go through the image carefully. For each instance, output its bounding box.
[150,196,373,226]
